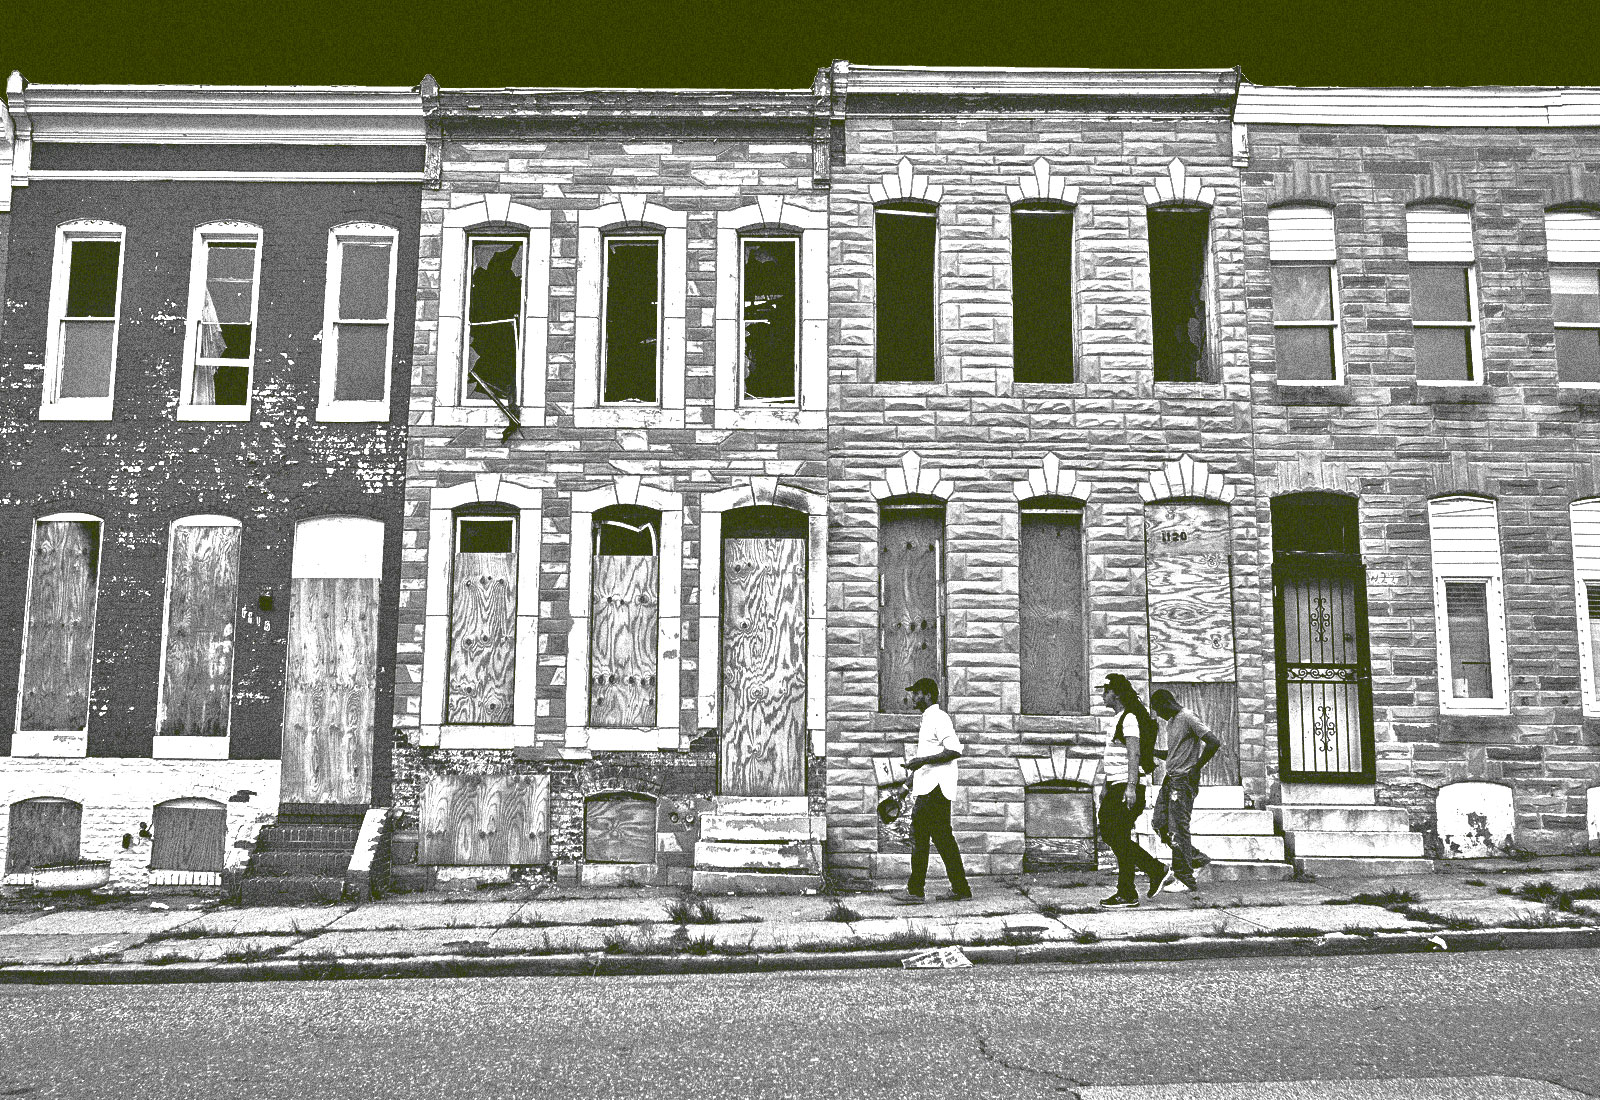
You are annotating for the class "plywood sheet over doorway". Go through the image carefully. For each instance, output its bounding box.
[720,538,806,797]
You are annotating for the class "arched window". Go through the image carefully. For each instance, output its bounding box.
[150,797,226,873]
[589,505,662,727]
[42,220,125,420]
[18,513,103,742]
[1019,496,1086,714]
[1427,496,1507,712]
[319,222,399,421]
[179,221,264,420]
[448,503,519,726]
[879,496,945,712]
[5,798,82,875]
[156,515,242,750]
[1407,204,1481,384]
[1148,203,1212,382]
[1268,204,1342,383]
[1546,209,1600,385]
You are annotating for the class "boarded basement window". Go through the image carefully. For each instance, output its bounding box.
[1148,206,1211,383]
[19,516,102,733]
[1023,784,1098,871]
[875,205,937,382]
[879,499,944,713]
[589,505,661,727]
[419,773,552,866]
[603,237,662,404]
[5,798,82,875]
[1011,205,1074,383]
[584,793,657,863]
[157,518,241,738]
[1019,500,1087,715]
[465,237,525,405]
[741,237,799,403]
[149,798,226,872]
[447,509,518,725]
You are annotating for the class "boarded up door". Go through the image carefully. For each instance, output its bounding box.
[880,506,943,712]
[150,798,227,872]
[590,555,658,727]
[159,522,241,738]
[5,798,82,874]
[419,773,551,865]
[20,518,101,732]
[721,538,806,796]
[281,518,383,805]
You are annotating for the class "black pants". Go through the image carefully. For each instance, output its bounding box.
[1098,786,1165,897]
[908,789,970,895]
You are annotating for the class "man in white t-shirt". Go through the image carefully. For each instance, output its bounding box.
[901,677,971,902]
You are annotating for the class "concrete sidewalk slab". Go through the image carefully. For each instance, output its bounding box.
[285,928,511,959]
[1404,898,1561,925]
[4,909,206,936]
[120,935,298,964]
[514,898,673,925]
[325,901,527,932]
[1051,908,1256,940]
[1227,904,1426,932]
[0,934,147,965]
[487,926,614,954]
[746,922,863,952]
[184,906,350,936]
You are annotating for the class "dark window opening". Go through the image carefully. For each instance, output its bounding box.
[722,504,807,541]
[58,239,121,399]
[742,238,798,403]
[1012,206,1074,383]
[1148,207,1210,383]
[875,206,937,382]
[594,504,660,557]
[603,238,661,404]
[466,238,525,404]
[1270,493,1361,557]
[194,241,257,406]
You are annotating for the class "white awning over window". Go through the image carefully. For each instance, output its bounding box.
[1268,205,1337,262]
[1546,211,1600,264]
[1427,496,1501,573]
[1407,206,1476,262]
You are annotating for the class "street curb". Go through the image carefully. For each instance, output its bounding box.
[2,926,1598,985]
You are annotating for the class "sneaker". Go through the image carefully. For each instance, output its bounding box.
[1146,865,1169,899]
[898,890,926,905]
[1191,851,1213,869]
[939,888,973,901]
[1099,892,1139,909]
[1153,869,1189,896]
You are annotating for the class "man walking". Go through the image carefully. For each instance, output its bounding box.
[1150,688,1222,894]
[902,677,972,902]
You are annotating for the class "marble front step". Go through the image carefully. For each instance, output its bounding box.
[1135,831,1287,863]
[713,796,809,815]
[1193,785,1247,809]
[1135,808,1279,836]
[1275,805,1413,833]
[694,839,821,872]
[1280,783,1376,806]
[1284,829,1426,859]
[691,869,822,895]
[1294,856,1435,877]
[1198,860,1296,883]
[699,813,824,843]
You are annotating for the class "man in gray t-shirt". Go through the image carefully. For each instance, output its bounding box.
[1150,689,1222,892]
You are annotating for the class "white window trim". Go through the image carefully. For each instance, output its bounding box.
[695,480,828,756]
[1571,500,1600,717]
[1412,264,1486,387]
[419,475,542,750]
[317,222,399,423]
[40,220,126,421]
[575,198,686,429]
[13,512,103,758]
[713,199,828,429]
[152,515,242,760]
[565,480,683,753]
[1550,261,1600,390]
[1271,262,1345,386]
[177,222,264,421]
[435,195,550,429]
[1428,497,1510,715]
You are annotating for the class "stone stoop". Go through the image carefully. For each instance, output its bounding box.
[1273,786,1435,877]
[1133,785,1295,883]
[239,804,365,905]
[691,796,824,895]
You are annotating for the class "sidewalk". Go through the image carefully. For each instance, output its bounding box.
[3,858,1600,984]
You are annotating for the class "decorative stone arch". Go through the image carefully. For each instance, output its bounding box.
[695,479,828,753]
[575,196,688,428]
[1005,159,1079,208]
[868,450,954,502]
[1012,453,1090,505]
[1139,455,1235,504]
[436,194,552,425]
[713,198,829,429]
[566,478,684,753]
[869,157,944,207]
[1143,158,1218,208]
[420,473,544,748]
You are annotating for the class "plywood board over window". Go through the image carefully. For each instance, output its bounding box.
[19,517,101,734]
[149,798,226,872]
[158,520,241,739]
[585,793,657,864]
[879,502,944,712]
[5,798,82,874]
[420,773,551,865]
[1019,503,1086,715]
[589,509,660,727]
[447,514,517,725]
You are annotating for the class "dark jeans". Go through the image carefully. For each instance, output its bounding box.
[1153,772,1202,881]
[1098,786,1165,897]
[908,788,970,896]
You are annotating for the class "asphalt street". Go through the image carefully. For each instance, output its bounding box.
[1,948,1596,1099]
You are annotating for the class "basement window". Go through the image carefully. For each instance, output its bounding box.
[465,237,525,406]
[603,237,662,404]
[875,205,937,382]
[584,792,658,864]
[1147,206,1211,383]
[1011,205,1074,384]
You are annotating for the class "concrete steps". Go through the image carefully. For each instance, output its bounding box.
[1133,790,1291,873]
[1276,786,1433,878]
[691,796,822,894]
[239,873,347,905]
[1285,828,1425,860]
[240,811,364,904]
[1295,856,1435,877]
[1135,830,1288,863]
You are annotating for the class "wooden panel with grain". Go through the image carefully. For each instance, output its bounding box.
[589,555,658,727]
[1154,680,1241,786]
[19,521,100,732]
[5,799,83,874]
[1145,502,1237,683]
[584,794,658,863]
[1019,510,1086,715]
[159,525,241,738]
[149,800,227,872]
[447,550,517,724]
[420,773,552,865]
[720,538,807,796]
[879,508,943,712]
[280,577,379,805]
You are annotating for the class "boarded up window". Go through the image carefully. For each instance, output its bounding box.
[329,233,396,403]
[584,793,657,863]
[20,517,101,732]
[466,237,524,404]
[419,773,551,865]
[1148,207,1210,383]
[5,798,82,874]
[742,238,799,403]
[590,506,660,727]
[879,501,944,712]
[1019,501,1086,715]
[1012,206,1073,383]
[191,239,259,406]
[55,236,123,400]
[1023,785,1097,871]
[603,238,661,403]
[149,798,226,872]
[447,513,517,725]
[158,520,241,738]
[875,206,937,382]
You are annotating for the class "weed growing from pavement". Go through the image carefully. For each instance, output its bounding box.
[667,895,723,925]
[140,925,211,944]
[1464,879,1487,887]
[1405,909,1484,931]
[1072,930,1100,945]
[1128,931,1185,943]
[1326,888,1420,911]
[1034,900,1067,919]
[1503,909,1590,929]
[1261,926,1324,939]
[824,899,862,923]
[1502,879,1600,911]
[220,942,291,963]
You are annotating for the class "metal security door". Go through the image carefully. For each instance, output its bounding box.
[1274,564,1376,782]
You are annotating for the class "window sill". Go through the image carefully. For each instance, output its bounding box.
[1154,381,1227,397]
[712,407,825,431]
[433,404,543,428]
[574,407,685,429]
[1552,386,1600,408]
[575,726,680,752]
[177,404,252,422]
[317,401,392,423]
[1415,383,1492,404]
[424,724,533,750]
[10,730,88,758]
[39,400,114,421]
[1012,382,1088,398]
[1272,382,1353,406]
[1438,703,1512,719]
[151,735,229,760]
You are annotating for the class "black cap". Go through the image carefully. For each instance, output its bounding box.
[906,677,939,695]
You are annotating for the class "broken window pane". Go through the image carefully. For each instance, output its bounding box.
[466,239,524,404]
[1012,207,1074,384]
[1411,265,1471,322]
[603,239,661,404]
[192,241,257,406]
[742,238,798,402]
[1444,581,1493,699]
[1557,328,1600,384]
[875,207,937,382]
[1148,207,1210,382]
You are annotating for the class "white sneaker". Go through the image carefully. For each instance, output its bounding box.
[1154,870,1189,895]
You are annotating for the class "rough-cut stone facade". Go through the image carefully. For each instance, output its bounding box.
[1241,113,1600,853]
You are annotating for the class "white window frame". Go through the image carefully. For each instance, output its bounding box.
[1407,206,1484,387]
[1571,500,1600,717]
[40,220,126,421]
[1427,496,1510,715]
[460,234,528,409]
[600,233,665,408]
[178,221,264,422]
[1268,205,1344,385]
[153,514,242,760]
[575,197,686,429]
[317,222,398,422]
[1547,211,1600,389]
[13,512,103,758]
[713,199,828,429]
